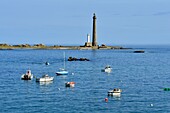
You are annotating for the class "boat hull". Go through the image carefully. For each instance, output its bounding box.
[36,77,54,82]
[101,69,112,73]
[21,74,33,80]
[65,82,75,87]
[108,89,122,97]
[108,92,121,96]
[56,71,68,75]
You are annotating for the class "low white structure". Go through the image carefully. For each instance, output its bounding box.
[84,34,92,47]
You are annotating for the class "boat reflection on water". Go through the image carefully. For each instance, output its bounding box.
[111,94,121,98]
[109,95,121,100]
[39,81,53,86]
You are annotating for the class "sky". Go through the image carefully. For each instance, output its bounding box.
[0,0,170,45]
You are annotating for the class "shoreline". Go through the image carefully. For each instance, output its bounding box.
[0,44,131,50]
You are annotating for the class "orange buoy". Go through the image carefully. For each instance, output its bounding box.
[70,82,75,84]
[65,82,75,87]
[105,98,108,102]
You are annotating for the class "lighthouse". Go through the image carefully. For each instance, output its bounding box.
[84,13,98,48]
[84,34,92,47]
[92,13,97,47]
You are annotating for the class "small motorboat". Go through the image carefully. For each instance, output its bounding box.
[65,82,75,87]
[45,62,50,65]
[108,88,122,96]
[101,65,112,73]
[21,70,33,80]
[56,68,68,75]
[36,74,54,82]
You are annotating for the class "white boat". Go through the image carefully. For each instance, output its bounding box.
[36,74,54,82]
[56,52,68,75]
[65,82,75,87]
[101,65,112,73]
[56,68,68,75]
[108,88,122,96]
[21,70,33,80]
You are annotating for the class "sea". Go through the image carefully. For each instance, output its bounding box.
[0,45,170,113]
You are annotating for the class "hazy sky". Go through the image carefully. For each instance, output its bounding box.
[0,0,170,45]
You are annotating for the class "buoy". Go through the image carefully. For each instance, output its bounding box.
[164,88,170,91]
[58,88,60,90]
[72,73,74,75]
[150,104,153,106]
[45,62,50,65]
[105,98,108,102]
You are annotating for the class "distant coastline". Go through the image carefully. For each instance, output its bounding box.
[0,43,130,50]
[0,14,132,50]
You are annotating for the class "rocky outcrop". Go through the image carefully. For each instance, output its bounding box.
[13,44,31,47]
[133,50,145,53]
[33,44,46,47]
[68,57,90,61]
[0,43,11,47]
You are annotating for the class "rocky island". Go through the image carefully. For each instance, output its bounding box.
[0,43,125,50]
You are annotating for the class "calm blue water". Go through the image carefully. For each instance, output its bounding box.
[1,45,170,113]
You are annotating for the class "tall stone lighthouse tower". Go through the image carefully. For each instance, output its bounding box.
[92,13,97,47]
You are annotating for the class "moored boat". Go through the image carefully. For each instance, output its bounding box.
[21,70,33,80]
[108,88,122,96]
[56,68,68,75]
[36,74,54,82]
[65,82,75,87]
[101,65,112,73]
[56,52,68,75]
